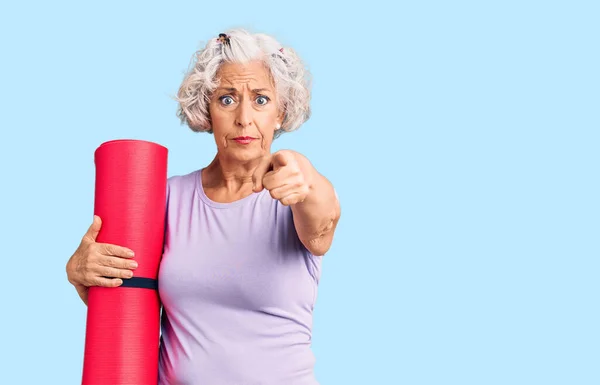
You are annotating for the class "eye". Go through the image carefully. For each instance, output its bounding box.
[256,95,270,105]
[219,96,235,106]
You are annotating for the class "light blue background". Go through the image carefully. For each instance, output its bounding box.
[1,1,598,384]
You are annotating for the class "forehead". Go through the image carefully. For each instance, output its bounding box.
[217,61,274,88]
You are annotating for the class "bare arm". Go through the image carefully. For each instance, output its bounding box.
[291,154,341,256]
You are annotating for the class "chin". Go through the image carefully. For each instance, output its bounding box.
[228,149,263,163]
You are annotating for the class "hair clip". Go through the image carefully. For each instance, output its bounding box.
[272,47,287,65]
[217,33,230,46]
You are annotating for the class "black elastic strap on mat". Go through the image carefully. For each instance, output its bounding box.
[103,276,158,290]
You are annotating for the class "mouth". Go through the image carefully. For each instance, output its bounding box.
[232,136,257,144]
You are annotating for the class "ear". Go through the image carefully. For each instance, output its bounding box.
[277,109,286,127]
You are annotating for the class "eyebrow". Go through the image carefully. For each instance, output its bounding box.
[217,87,271,94]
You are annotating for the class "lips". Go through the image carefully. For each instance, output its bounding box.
[232,136,256,144]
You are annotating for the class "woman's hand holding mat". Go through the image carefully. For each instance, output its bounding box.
[66,215,138,305]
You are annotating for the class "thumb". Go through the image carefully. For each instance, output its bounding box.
[74,283,89,306]
[85,215,102,242]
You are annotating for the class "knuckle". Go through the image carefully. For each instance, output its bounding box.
[101,243,112,255]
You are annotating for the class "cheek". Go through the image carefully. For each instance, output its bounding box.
[210,110,229,128]
[207,108,231,149]
[257,111,279,133]
[209,107,231,132]
[256,116,277,149]
[260,133,276,153]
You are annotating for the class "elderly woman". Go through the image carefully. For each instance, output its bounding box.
[66,29,341,384]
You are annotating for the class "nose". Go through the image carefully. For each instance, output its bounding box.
[234,99,253,128]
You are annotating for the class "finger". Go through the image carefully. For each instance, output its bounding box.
[97,243,135,258]
[280,192,305,206]
[78,262,123,287]
[84,215,102,242]
[272,151,291,170]
[79,264,122,285]
[92,276,124,288]
[100,255,138,270]
[74,284,89,305]
[267,183,296,201]
[262,167,293,191]
[252,155,273,192]
[98,266,135,280]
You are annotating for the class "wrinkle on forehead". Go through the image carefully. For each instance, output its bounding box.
[222,75,259,86]
[217,61,275,90]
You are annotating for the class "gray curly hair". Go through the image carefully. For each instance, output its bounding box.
[176,29,312,138]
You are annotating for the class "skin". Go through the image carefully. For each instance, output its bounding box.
[65,60,341,305]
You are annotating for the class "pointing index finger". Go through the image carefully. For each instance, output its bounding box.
[272,151,290,169]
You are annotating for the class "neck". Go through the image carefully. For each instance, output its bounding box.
[202,152,262,196]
